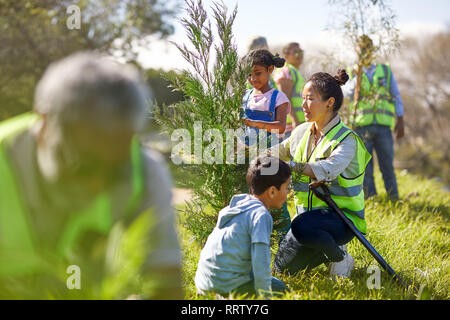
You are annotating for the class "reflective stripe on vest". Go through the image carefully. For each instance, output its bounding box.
[291,121,371,233]
[350,64,396,129]
[0,113,145,276]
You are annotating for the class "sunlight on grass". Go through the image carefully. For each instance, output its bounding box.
[176,169,449,300]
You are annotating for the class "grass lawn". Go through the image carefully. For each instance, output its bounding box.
[174,169,449,300]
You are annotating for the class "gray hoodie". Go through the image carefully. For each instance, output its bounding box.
[194,194,273,295]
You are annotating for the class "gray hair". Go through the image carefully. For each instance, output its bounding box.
[34,51,151,133]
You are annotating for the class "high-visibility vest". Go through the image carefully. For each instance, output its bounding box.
[291,121,371,233]
[273,63,305,124]
[349,63,396,130]
[0,113,145,277]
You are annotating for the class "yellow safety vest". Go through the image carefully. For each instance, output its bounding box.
[349,63,396,129]
[291,121,371,233]
[0,113,145,282]
[273,63,305,124]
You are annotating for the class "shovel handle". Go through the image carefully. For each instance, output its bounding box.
[309,182,414,293]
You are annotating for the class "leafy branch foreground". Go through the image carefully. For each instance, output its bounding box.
[154,1,252,224]
[178,170,450,300]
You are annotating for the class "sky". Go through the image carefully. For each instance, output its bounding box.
[137,0,450,71]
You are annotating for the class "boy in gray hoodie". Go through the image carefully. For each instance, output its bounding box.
[195,156,291,298]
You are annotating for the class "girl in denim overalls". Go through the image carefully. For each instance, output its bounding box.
[241,49,292,240]
[242,49,290,146]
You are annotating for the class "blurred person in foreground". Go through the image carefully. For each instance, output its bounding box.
[343,35,405,200]
[0,52,182,299]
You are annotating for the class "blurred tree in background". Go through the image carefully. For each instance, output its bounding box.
[328,0,400,128]
[394,30,450,184]
[145,68,185,116]
[0,0,179,120]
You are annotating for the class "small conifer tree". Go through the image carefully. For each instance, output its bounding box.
[154,0,251,243]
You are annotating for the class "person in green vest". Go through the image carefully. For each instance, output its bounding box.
[270,69,371,278]
[273,42,306,136]
[343,35,405,200]
[0,52,182,299]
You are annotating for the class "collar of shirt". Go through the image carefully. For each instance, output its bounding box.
[309,114,341,137]
[307,114,341,158]
[363,64,377,82]
[363,63,376,72]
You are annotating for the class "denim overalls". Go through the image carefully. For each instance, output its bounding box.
[241,89,291,240]
[241,89,280,147]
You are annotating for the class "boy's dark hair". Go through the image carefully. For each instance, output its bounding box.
[247,49,285,69]
[246,156,291,195]
[306,69,349,113]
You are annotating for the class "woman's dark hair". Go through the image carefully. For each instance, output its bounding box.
[247,49,285,69]
[306,69,349,112]
[246,156,291,195]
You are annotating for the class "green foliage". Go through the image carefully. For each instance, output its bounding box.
[0,208,158,299]
[393,31,450,185]
[0,0,179,120]
[144,68,185,116]
[328,0,400,58]
[154,0,249,135]
[101,209,156,299]
[180,170,450,300]
[178,201,218,247]
[154,0,252,242]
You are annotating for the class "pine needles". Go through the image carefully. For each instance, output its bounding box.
[154,0,252,242]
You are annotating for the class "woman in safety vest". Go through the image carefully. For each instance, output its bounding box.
[271,69,371,278]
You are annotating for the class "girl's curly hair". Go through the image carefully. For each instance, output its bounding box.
[247,49,285,69]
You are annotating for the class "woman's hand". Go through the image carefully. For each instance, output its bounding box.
[244,118,254,127]
[290,161,316,179]
[290,161,306,174]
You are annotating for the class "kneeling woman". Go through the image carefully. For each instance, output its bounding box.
[272,70,371,276]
